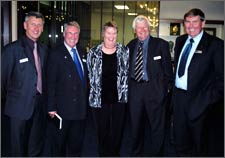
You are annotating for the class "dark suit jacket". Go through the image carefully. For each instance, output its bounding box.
[47,43,88,120]
[127,36,173,102]
[173,32,224,120]
[1,36,48,120]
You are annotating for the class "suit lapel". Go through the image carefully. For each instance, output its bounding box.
[77,46,88,84]
[195,32,209,54]
[62,45,75,69]
[177,37,187,59]
[189,32,209,68]
[21,37,36,69]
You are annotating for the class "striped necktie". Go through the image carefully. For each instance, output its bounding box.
[134,41,144,82]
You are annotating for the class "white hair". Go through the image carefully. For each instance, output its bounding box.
[132,15,151,31]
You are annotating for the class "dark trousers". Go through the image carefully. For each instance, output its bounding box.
[129,81,166,156]
[46,118,86,157]
[173,88,208,156]
[92,102,126,157]
[5,95,45,156]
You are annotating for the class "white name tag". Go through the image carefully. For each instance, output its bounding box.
[195,50,203,54]
[153,56,161,60]
[19,58,28,63]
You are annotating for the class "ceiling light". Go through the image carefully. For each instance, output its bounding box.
[114,5,129,10]
[128,13,138,16]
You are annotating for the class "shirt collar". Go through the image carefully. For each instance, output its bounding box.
[64,41,77,52]
[187,30,204,44]
[25,36,35,49]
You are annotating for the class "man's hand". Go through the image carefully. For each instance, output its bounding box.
[48,111,57,118]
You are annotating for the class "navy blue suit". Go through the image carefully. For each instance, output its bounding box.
[172,32,224,156]
[127,36,173,156]
[1,36,48,156]
[45,43,88,156]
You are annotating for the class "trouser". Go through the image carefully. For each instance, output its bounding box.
[7,95,45,156]
[173,88,208,156]
[47,118,86,157]
[92,102,126,157]
[129,80,166,156]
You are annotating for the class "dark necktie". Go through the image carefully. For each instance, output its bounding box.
[33,42,42,93]
[134,41,144,82]
[178,38,194,77]
[71,48,84,83]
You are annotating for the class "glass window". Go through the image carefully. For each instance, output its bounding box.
[16,1,159,49]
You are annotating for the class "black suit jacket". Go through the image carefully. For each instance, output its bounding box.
[47,43,88,120]
[173,32,224,120]
[1,36,48,120]
[127,36,173,102]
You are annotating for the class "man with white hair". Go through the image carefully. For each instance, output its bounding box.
[127,15,173,156]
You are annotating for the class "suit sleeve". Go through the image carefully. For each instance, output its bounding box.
[211,38,224,103]
[46,50,58,112]
[1,46,15,104]
[161,40,174,92]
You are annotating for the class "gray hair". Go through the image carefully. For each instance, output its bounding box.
[64,21,80,32]
[25,11,44,24]
[132,15,151,31]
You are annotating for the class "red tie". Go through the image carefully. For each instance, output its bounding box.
[33,42,42,93]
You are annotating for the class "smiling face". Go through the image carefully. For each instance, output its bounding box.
[103,26,117,48]
[63,25,80,48]
[134,19,150,41]
[24,16,44,42]
[184,15,205,38]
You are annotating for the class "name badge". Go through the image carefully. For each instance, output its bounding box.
[195,50,202,54]
[19,58,28,63]
[153,56,161,60]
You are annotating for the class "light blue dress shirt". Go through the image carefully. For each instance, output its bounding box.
[175,30,203,90]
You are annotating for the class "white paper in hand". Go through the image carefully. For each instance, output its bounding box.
[54,113,62,129]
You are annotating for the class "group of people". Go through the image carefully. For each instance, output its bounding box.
[1,8,223,157]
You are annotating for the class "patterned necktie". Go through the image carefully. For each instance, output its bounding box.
[71,48,84,83]
[134,41,144,82]
[33,42,42,93]
[178,38,194,77]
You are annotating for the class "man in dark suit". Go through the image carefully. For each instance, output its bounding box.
[172,8,224,156]
[46,21,88,156]
[127,15,173,156]
[1,11,48,156]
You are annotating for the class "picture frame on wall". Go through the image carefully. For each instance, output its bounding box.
[170,23,180,36]
[204,27,216,36]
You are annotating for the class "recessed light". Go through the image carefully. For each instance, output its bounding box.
[128,13,137,16]
[114,5,129,10]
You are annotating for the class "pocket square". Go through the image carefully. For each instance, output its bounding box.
[153,56,161,60]
[19,58,28,63]
[195,50,202,54]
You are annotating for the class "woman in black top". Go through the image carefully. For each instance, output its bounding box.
[87,21,129,156]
